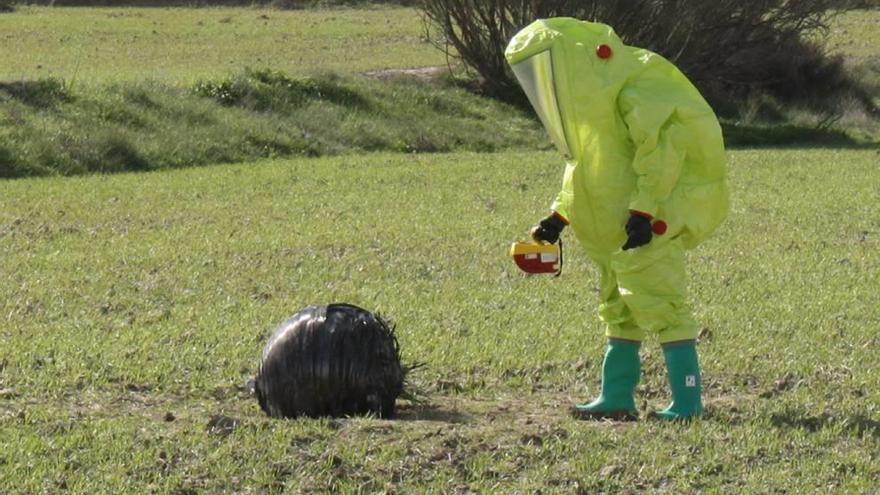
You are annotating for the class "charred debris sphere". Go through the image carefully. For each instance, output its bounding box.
[255,303,408,419]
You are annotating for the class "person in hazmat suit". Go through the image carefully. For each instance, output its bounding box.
[505,18,728,420]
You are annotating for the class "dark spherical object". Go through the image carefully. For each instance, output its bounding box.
[255,304,405,419]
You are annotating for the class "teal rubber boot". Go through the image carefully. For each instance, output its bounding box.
[572,339,640,421]
[655,341,703,421]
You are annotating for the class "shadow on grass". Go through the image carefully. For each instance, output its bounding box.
[722,122,879,149]
[193,69,372,114]
[97,135,152,173]
[682,407,880,442]
[0,145,19,178]
[769,412,880,439]
[395,402,470,424]
[0,79,71,108]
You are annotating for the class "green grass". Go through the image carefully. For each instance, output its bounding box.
[719,8,880,143]
[0,5,511,178]
[2,148,879,493]
[828,8,880,60]
[1,4,874,86]
[2,67,874,179]
[1,6,878,179]
[0,69,547,177]
[1,7,879,489]
[831,8,880,124]
[0,5,441,84]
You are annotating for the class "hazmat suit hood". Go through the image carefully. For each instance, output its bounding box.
[506,18,639,164]
[505,18,728,252]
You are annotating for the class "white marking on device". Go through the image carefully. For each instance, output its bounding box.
[540,252,558,263]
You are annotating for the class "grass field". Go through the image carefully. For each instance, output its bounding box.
[0,6,875,85]
[1,6,878,179]
[0,5,441,84]
[2,3,880,494]
[827,8,880,60]
[2,148,879,493]
[0,69,547,177]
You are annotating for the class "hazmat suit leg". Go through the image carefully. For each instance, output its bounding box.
[575,237,701,420]
[599,236,697,344]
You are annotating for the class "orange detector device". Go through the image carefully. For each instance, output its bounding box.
[510,239,563,276]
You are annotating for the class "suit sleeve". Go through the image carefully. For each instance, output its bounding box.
[550,162,576,223]
[618,79,687,218]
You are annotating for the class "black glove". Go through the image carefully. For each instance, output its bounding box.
[621,213,652,250]
[530,213,566,244]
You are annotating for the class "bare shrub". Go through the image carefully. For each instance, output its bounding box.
[422,0,864,114]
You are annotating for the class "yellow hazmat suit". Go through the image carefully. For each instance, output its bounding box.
[506,18,728,344]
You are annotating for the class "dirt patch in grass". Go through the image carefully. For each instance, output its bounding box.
[362,66,449,82]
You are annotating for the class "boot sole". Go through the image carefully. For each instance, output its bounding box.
[570,407,638,422]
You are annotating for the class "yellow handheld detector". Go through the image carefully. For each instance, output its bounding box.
[510,240,563,276]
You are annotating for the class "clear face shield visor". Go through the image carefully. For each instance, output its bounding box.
[510,50,572,160]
